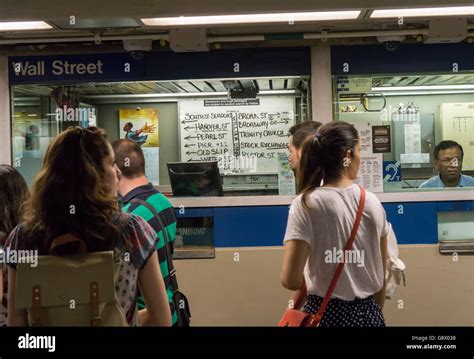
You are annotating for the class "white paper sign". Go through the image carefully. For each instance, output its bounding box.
[404,123,421,154]
[352,122,373,155]
[277,153,296,195]
[178,97,295,174]
[142,147,160,185]
[400,153,430,164]
[355,154,383,193]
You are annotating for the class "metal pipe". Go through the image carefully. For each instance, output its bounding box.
[207,35,265,42]
[303,28,430,39]
[1,26,472,45]
[82,89,296,99]
[207,28,431,43]
[0,33,169,45]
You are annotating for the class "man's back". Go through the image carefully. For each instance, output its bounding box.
[120,183,178,325]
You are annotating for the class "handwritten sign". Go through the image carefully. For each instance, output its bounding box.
[179,97,295,174]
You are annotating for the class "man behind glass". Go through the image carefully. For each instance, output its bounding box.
[419,140,474,188]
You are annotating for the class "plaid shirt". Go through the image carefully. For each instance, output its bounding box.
[120,183,178,325]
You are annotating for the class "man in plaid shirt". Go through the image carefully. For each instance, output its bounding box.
[113,139,179,326]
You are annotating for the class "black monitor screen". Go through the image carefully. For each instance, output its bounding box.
[167,161,223,197]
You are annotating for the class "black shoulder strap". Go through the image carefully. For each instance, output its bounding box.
[129,198,180,294]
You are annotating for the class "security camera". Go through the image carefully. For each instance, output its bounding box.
[384,41,401,51]
[129,51,146,60]
[376,35,405,51]
[123,39,152,59]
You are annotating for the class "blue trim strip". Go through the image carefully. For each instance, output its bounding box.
[331,43,474,75]
[172,201,474,247]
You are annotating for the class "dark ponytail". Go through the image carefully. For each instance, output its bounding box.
[297,121,359,209]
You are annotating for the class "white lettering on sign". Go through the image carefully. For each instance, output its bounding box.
[12,60,104,76]
[52,60,104,75]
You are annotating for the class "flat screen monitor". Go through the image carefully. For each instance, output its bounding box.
[167,161,224,197]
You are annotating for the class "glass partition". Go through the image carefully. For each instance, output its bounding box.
[11,76,310,196]
[332,73,474,193]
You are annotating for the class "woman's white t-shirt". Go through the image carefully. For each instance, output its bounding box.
[284,184,389,301]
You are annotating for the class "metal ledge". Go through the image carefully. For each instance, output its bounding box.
[167,189,474,208]
[439,240,474,255]
[173,246,215,259]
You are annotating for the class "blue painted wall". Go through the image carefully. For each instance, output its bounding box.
[331,43,474,75]
[175,200,474,247]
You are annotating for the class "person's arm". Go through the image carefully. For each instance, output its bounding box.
[137,251,171,326]
[7,268,28,326]
[0,267,3,304]
[375,234,388,309]
[280,240,310,291]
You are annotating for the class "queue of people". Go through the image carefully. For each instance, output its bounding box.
[0,121,467,327]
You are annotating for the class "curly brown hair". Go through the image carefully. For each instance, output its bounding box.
[21,126,120,253]
[0,165,29,244]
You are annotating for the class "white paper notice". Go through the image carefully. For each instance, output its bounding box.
[404,123,421,154]
[353,122,373,155]
[355,154,383,193]
[277,153,296,195]
[142,147,160,185]
[400,153,430,164]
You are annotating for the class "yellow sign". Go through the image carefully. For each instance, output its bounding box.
[119,109,159,147]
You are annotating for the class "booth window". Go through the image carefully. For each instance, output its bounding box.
[332,73,474,193]
[11,76,310,197]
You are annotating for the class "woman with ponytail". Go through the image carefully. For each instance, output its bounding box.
[280,121,389,327]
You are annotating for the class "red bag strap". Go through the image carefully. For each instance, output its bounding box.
[306,185,366,326]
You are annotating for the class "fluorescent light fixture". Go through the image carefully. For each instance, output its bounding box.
[372,85,474,91]
[379,90,474,96]
[142,11,361,26]
[0,21,52,31]
[371,6,474,18]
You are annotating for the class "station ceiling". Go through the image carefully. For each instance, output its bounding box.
[0,0,473,52]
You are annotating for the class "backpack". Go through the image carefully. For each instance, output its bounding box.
[385,223,406,299]
[15,233,129,326]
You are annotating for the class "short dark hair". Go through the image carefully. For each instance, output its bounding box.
[434,140,464,160]
[112,139,146,179]
[289,121,322,149]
